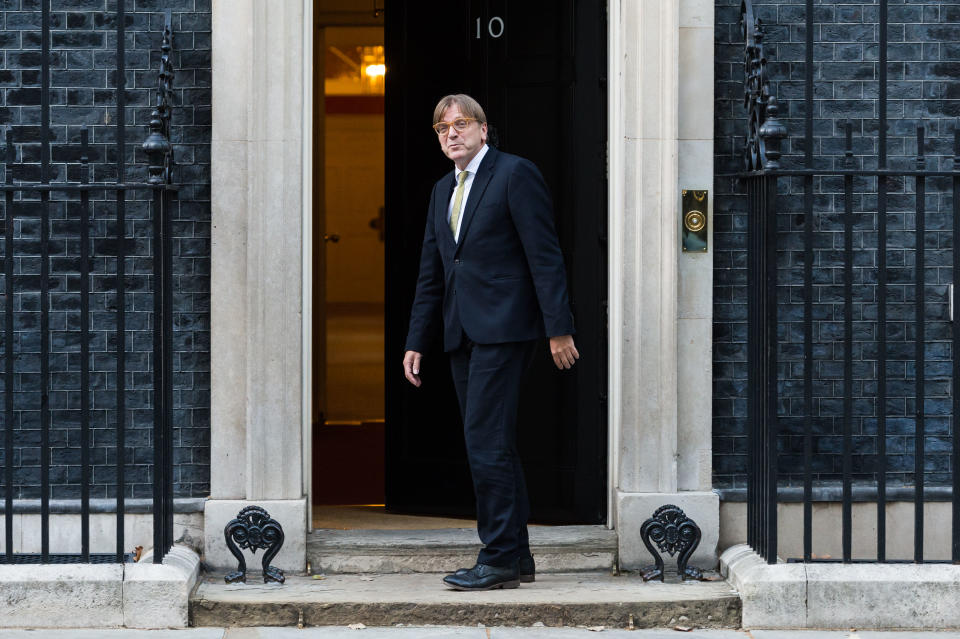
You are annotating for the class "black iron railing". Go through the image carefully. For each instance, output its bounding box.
[736,0,960,564]
[0,6,176,565]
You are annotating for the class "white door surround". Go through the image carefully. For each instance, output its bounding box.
[207,0,717,572]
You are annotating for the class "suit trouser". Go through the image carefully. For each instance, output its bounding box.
[449,338,536,567]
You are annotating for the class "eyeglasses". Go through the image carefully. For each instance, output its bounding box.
[432,117,479,136]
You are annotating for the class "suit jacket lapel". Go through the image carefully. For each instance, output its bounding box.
[454,147,497,253]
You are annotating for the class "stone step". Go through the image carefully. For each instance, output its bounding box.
[306,526,618,575]
[189,572,741,629]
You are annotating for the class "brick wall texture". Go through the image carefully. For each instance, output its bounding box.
[8,0,955,503]
[714,0,960,492]
[0,0,211,500]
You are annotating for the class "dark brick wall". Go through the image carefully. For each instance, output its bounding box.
[0,0,210,499]
[714,1,960,492]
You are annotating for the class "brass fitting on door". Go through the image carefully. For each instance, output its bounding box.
[681,189,708,253]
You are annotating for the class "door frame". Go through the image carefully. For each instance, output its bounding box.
[301,0,616,529]
[605,0,620,531]
[302,0,314,529]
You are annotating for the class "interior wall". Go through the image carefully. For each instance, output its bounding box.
[325,113,386,305]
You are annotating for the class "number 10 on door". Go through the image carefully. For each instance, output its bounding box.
[476,16,504,39]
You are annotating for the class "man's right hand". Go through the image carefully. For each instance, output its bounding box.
[403,350,423,387]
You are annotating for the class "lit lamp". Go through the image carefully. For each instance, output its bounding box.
[361,45,386,94]
[363,62,385,93]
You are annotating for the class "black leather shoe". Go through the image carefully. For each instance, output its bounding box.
[443,563,520,591]
[518,554,535,583]
[454,555,535,583]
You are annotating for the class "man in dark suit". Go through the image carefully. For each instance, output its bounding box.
[403,94,579,591]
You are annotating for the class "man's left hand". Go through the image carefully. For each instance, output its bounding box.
[549,335,579,370]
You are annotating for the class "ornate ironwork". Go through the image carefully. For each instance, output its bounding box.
[0,5,180,567]
[143,10,175,185]
[224,506,286,584]
[639,505,704,582]
[741,0,786,171]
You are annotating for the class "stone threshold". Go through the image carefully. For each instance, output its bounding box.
[307,525,618,574]
[721,543,960,629]
[189,572,741,629]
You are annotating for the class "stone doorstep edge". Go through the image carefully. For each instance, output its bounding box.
[189,597,742,629]
[0,544,200,630]
[307,530,619,553]
[720,543,960,630]
[307,544,618,555]
[309,554,617,576]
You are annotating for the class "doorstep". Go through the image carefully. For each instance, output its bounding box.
[189,572,741,629]
[306,526,617,574]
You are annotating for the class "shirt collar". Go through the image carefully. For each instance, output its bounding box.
[455,144,489,180]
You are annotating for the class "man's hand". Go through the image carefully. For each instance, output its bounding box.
[549,335,579,370]
[403,350,423,387]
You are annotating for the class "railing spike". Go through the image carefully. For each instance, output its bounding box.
[143,11,175,185]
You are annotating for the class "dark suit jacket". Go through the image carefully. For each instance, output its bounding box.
[405,146,575,353]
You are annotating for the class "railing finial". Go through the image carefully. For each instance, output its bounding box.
[741,0,785,171]
[143,10,175,185]
[760,97,787,169]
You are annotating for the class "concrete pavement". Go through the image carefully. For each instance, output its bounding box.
[1,630,960,638]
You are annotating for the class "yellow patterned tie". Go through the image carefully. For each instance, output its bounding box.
[449,171,468,237]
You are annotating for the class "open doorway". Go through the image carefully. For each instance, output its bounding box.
[312,0,608,531]
[310,2,476,530]
[311,16,387,513]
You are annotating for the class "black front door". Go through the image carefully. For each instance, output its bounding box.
[384,0,607,524]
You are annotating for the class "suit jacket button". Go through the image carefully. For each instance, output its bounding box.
[454,258,461,265]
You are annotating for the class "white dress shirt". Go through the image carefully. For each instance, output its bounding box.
[447,144,489,243]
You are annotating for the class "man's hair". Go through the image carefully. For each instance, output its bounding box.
[433,94,487,125]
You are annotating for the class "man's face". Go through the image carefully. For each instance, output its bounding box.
[437,103,488,170]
